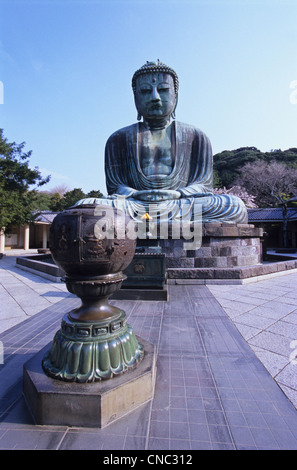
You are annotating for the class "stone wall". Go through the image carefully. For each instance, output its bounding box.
[155,223,263,269]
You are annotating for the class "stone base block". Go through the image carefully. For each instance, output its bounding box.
[167,258,297,284]
[23,337,156,428]
[122,253,166,289]
[159,223,263,269]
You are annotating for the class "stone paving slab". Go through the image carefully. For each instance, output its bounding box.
[0,253,69,334]
[1,252,297,450]
[1,281,297,449]
[208,273,297,408]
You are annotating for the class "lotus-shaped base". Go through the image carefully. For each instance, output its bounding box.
[42,310,143,383]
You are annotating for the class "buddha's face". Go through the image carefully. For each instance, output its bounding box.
[134,73,177,122]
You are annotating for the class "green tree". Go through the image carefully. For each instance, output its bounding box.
[86,189,104,198]
[236,160,297,247]
[0,129,50,230]
[58,188,85,210]
[31,191,52,211]
[49,192,65,212]
[48,188,104,211]
[213,147,297,188]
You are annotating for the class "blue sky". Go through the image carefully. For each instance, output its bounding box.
[0,0,297,195]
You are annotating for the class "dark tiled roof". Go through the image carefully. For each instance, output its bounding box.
[248,207,297,222]
[34,211,59,224]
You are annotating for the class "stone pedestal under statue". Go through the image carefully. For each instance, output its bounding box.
[117,223,263,287]
[127,223,263,282]
[164,223,262,267]
[164,223,264,282]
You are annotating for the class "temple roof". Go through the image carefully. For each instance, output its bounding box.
[248,207,297,222]
[33,211,58,224]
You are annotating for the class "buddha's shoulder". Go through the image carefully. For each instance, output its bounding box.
[176,121,209,139]
[106,123,138,143]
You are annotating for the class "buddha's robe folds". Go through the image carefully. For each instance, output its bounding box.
[77,121,247,225]
[102,121,248,224]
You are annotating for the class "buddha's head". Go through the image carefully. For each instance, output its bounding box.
[132,60,179,126]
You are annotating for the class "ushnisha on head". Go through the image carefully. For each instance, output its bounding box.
[132,60,179,95]
[132,60,179,126]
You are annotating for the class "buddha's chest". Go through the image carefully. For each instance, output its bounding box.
[139,128,174,177]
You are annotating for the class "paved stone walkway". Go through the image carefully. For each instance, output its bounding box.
[0,251,68,334]
[1,251,297,450]
[208,275,297,409]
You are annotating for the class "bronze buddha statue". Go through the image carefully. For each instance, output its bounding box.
[77,60,248,226]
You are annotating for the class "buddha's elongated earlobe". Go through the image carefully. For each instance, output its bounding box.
[171,93,178,120]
